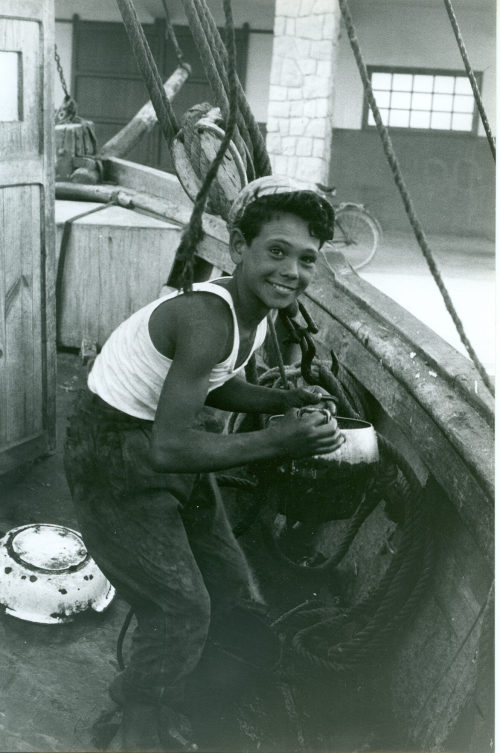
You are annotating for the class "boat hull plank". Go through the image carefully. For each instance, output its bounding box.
[390,485,491,749]
[304,255,494,561]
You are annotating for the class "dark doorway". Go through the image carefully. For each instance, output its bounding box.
[71,16,249,173]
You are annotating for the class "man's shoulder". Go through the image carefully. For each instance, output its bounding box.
[150,288,233,363]
[159,288,232,327]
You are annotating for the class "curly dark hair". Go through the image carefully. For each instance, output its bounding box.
[235,191,334,247]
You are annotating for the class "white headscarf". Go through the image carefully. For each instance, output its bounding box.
[227,175,322,232]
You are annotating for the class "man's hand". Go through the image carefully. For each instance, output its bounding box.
[267,409,345,459]
[281,386,336,413]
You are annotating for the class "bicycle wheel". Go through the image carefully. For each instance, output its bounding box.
[332,206,380,270]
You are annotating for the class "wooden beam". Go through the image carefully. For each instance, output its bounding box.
[99,64,191,158]
[55,180,232,273]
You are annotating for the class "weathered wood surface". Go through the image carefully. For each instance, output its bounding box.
[100,64,191,159]
[55,122,97,181]
[55,201,181,348]
[55,180,232,274]
[303,252,494,563]
[0,0,56,475]
[53,154,494,748]
[103,156,194,203]
[389,481,492,749]
[0,186,43,445]
[55,172,493,565]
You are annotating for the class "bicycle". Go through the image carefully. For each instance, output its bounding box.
[316,185,382,271]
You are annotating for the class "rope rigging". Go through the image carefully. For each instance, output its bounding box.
[178,0,252,170]
[442,0,496,161]
[116,0,180,142]
[174,0,240,290]
[181,0,271,177]
[98,0,492,397]
[160,0,186,67]
[115,0,268,291]
[338,0,494,398]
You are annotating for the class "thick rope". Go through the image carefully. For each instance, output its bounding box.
[201,0,271,178]
[175,0,240,291]
[160,0,186,67]
[179,3,230,122]
[191,0,271,176]
[116,0,180,141]
[291,482,433,672]
[192,0,253,168]
[178,0,249,170]
[181,0,271,177]
[443,0,495,161]
[338,0,494,398]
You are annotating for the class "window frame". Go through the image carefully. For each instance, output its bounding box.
[362,65,481,135]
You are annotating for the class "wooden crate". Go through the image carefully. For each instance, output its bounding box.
[55,201,181,349]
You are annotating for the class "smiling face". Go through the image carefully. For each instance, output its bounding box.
[230,211,320,314]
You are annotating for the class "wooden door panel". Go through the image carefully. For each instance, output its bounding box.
[77,75,156,122]
[75,21,160,75]
[0,185,43,446]
[0,0,55,474]
[73,19,164,168]
[0,18,41,159]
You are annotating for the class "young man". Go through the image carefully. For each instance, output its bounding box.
[64,175,343,751]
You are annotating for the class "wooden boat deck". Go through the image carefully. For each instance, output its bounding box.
[46,156,497,751]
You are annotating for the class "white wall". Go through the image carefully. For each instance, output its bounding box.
[54,1,495,134]
[245,33,273,122]
[332,2,496,135]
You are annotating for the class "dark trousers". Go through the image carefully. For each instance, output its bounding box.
[64,389,261,709]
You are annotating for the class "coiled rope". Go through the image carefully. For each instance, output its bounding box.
[443,0,495,161]
[242,343,433,673]
[338,0,494,398]
[289,475,433,673]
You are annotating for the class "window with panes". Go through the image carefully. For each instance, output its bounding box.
[363,67,479,133]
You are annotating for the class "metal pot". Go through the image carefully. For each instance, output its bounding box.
[0,523,115,624]
[263,413,380,523]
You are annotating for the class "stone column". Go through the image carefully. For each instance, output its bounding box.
[266,0,341,184]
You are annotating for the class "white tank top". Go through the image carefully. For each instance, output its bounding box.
[88,280,268,421]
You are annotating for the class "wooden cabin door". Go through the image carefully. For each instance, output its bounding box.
[0,0,56,474]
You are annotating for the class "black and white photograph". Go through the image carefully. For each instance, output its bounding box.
[0,0,494,751]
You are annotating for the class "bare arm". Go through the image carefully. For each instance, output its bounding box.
[150,297,343,473]
[205,374,323,415]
